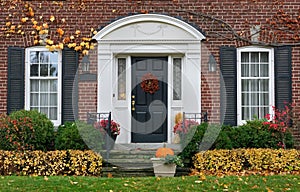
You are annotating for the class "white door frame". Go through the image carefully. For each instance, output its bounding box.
[93,14,205,144]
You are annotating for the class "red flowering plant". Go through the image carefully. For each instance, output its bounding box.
[263,103,295,149]
[94,119,120,138]
[173,119,199,137]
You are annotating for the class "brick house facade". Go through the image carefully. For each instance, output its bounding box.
[1,0,300,145]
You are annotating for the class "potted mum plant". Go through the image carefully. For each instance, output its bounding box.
[150,143,183,177]
[94,119,120,150]
[173,119,199,144]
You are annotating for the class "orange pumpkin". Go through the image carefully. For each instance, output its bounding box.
[155,143,174,158]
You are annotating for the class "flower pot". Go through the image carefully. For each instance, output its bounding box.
[151,158,177,177]
[102,134,117,151]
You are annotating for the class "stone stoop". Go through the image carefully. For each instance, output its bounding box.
[101,149,156,177]
[100,147,190,177]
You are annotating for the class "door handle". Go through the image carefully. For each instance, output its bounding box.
[132,95,135,111]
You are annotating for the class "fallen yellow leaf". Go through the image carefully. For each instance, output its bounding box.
[251,185,259,189]
[266,187,274,192]
[107,173,113,178]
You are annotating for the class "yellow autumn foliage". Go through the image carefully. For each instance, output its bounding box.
[193,148,300,173]
[0,150,102,176]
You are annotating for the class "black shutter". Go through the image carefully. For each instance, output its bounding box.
[274,46,292,110]
[7,47,25,114]
[220,46,237,126]
[62,48,78,123]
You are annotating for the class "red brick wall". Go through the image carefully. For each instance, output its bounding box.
[78,47,98,120]
[0,0,300,144]
[292,46,300,146]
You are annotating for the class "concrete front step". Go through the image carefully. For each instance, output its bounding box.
[100,146,185,177]
[101,149,156,169]
[101,149,181,167]
[100,148,189,177]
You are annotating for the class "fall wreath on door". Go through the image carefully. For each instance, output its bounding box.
[140,73,159,94]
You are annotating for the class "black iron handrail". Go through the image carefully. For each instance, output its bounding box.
[180,112,208,142]
[182,112,208,123]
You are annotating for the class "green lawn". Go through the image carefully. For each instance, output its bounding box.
[1,175,300,192]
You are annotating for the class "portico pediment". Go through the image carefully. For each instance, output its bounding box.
[93,14,205,42]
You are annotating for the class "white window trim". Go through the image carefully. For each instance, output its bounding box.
[237,46,275,125]
[25,46,62,126]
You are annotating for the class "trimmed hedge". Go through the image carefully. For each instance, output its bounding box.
[193,148,300,173]
[0,150,102,176]
[179,120,294,166]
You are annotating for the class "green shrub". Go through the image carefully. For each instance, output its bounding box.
[221,119,294,149]
[9,110,54,151]
[178,119,294,166]
[76,121,104,153]
[55,122,87,150]
[55,121,103,152]
[179,123,208,165]
[0,110,55,151]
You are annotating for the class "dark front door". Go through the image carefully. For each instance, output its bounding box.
[131,57,168,143]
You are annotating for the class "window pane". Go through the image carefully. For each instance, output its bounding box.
[30,93,39,106]
[40,80,48,92]
[250,93,259,105]
[30,52,39,63]
[40,64,48,76]
[242,79,249,91]
[50,80,57,92]
[242,107,249,120]
[50,64,58,77]
[173,58,182,100]
[30,80,39,92]
[242,93,249,105]
[251,52,259,62]
[40,107,48,116]
[241,52,249,63]
[50,93,57,105]
[40,93,48,106]
[260,79,269,91]
[117,58,126,100]
[241,64,249,77]
[251,107,259,118]
[49,52,58,63]
[40,52,49,63]
[49,107,57,120]
[260,93,269,105]
[260,64,269,77]
[30,64,39,76]
[260,52,269,62]
[250,64,259,77]
[261,107,269,119]
[250,80,259,91]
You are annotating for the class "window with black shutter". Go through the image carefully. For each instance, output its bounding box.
[220,46,292,126]
[7,46,78,126]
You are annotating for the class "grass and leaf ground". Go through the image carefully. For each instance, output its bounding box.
[1,175,300,192]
